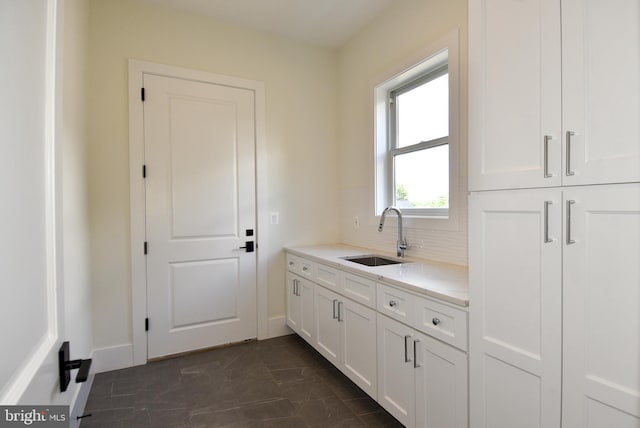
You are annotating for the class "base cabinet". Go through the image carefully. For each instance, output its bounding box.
[287,252,470,427]
[315,285,377,398]
[286,272,314,344]
[378,314,468,428]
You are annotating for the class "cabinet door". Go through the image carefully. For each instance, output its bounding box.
[469,0,562,191]
[469,190,562,428]
[314,285,341,366]
[341,298,377,399]
[562,185,640,427]
[286,272,301,333]
[377,314,416,428]
[414,332,468,428]
[298,277,315,343]
[562,0,640,186]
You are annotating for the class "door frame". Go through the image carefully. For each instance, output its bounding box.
[128,60,269,365]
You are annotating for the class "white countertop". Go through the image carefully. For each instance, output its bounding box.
[286,244,469,307]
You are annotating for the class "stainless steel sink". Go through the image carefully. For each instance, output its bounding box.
[341,255,405,267]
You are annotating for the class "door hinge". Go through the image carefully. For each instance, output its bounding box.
[141,87,145,102]
[144,241,148,255]
[142,164,146,178]
[145,318,149,331]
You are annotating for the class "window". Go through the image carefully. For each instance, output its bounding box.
[390,66,449,214]
[374,35,458,222]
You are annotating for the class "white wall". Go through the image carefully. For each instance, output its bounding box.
[337,0,469,266]
[85,0,340,352]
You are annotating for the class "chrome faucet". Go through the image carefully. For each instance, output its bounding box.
[378,206,408,257]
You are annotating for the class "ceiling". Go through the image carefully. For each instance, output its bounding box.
[139,0,394,48]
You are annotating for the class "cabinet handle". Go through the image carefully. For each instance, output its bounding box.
[389,300,397,308]
[566,200,576,245]
[432,317,441,326]
[404,335,412,363]
[337,301,343,322]
[566,131,576,176]
[413,339,421,368]
[544,135,553,178]
[293,279,299,296]
[544,201,553,243]
[302,266,309,272]
[288,261,294,266]
[332,299,338,320]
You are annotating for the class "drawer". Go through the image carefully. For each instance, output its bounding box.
[342,272,376,308]
[286,254,315,279]
[316,263,340,291]
[377,283,414,326]
[414,295,468,351]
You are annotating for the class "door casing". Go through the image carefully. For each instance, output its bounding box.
[128,60,269,365]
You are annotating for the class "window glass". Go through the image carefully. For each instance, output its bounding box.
[394,144,449,209]
[396,73,449,148]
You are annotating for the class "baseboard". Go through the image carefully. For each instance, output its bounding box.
[267,315,293,338]
[69,374,93,428]
[91,344,133,374]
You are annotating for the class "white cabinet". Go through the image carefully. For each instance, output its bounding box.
[377,313,415,426]
[286,252,470,426]
[561,0,640,186]
[315,285,377,398]
[469,185,640,427]
[378,314,468,428]
[469,0,640,191]
[286,272,314,344]
[469,1,640,426]
[562,184,640,427]
[469,190,563,428]
[314,285,342,366]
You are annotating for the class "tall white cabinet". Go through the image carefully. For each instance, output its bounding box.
[469,0,640,191]
[469,1,640,427]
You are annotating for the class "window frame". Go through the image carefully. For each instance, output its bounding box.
[373,30,460,229]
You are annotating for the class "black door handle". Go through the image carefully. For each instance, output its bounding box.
[239,241,254,252]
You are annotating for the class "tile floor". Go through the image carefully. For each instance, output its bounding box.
[80,334,403,427]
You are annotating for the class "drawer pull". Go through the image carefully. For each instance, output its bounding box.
[288,261,294,266]
[432,317,441,326]
[302,266,309,271]
[389,300,397,307]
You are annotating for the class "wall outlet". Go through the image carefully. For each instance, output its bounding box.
[354,216,360,228]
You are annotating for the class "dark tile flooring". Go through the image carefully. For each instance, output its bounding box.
[81,334,403,427]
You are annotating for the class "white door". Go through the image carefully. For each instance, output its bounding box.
[469,189,562,428]
[286,272,301,334]
[562,184,640,427]
[314,285,341,366]
[144,73,257,358]
[341,298,377,399]
[414,331,468,428]
[562,0,640,186]
[298,277,315,344]
[377,313,416,427]
[468,0,562,191]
